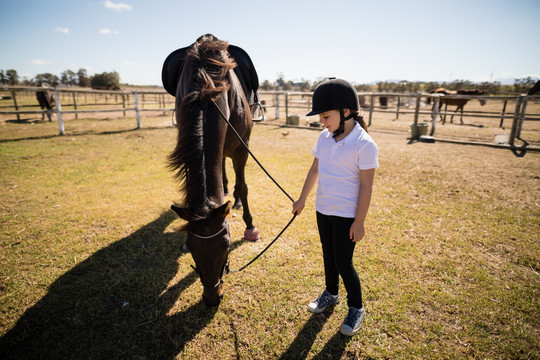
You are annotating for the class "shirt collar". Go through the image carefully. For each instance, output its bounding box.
[325,122,362,144]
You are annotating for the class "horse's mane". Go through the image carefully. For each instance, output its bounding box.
[168,34,237,220]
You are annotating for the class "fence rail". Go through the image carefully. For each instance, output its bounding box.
[258,91,540,147]
[0,87,175,134]
[1,87,539,148]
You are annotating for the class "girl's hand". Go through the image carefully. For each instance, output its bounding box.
[292,200,305,215]
[349,220,365,242]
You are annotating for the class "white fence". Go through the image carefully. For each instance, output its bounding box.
[0,87,174,135]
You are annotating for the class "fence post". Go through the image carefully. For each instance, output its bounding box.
[411,93,422,140]
[122,94,126,117]
[396,96,400,120]
[134,91,141,128]
[285,92,289,122]
[275,93,280,120]
[54,89,65,135]
[508,95,522,147]
[11,91,20,121]
[368,93,374,126]
[516,96,528,138]
[72,92,78,119]
[499,99,507,128]
[430,95,439,136]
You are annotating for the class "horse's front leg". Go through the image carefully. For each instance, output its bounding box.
[441,103,447,124]
[222,158,229,196]
[232,150,260,241]
[450,105,461,124]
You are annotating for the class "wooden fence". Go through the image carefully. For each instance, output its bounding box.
[259,91,540,148]
[0,87,174,135]
[1,87,539,149]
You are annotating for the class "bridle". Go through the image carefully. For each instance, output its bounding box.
[188,94,297,290]
[209,98,297,274]
[189,220,230,290]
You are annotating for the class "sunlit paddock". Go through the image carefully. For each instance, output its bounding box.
[0,116,538,359]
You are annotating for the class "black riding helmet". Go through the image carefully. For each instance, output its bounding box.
[306,78,360,137]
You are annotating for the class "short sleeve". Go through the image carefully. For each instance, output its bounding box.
[357,141,379,170]
[312,132,323,158]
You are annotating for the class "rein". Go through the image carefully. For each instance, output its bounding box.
[210,100,297,274]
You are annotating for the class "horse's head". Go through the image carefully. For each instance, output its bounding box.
[171,201,232,306]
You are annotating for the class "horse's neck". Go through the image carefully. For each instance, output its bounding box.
[203,93,230,206]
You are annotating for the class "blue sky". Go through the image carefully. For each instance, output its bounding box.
[1,0,539,86]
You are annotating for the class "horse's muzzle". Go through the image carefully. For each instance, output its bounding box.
[202,283,224,307]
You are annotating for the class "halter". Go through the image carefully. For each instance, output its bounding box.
[189,220,230,290]
[189,222,228,240]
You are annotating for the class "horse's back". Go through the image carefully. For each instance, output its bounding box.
[162,42,260,104]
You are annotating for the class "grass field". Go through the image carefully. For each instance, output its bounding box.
[0,115,539,359]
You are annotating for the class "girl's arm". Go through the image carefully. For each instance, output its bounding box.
[349,168,375,242]
[292,158,319,215]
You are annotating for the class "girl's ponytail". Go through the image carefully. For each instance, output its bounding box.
[352,111,368,132]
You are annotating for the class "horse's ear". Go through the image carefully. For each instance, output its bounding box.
[215,200,232,219]
[171,204,190,220]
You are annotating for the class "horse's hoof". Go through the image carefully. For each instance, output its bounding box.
[232,199,242,210]
[244,227,260,242]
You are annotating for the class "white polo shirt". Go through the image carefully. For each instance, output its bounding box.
[312,123,379,218]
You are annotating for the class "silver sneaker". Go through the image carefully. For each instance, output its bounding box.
[308,290,339,314]
[340,307,366,336]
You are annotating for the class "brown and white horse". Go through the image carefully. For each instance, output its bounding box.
[429,88,486,124]
[36,84,55,121]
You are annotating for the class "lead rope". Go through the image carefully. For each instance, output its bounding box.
[210,100,297,274]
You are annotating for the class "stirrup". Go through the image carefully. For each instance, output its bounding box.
[252,102,265,122]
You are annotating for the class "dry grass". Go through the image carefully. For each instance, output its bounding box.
[0,115,539,359]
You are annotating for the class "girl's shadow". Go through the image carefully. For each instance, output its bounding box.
[279,306,352,360]
[0,210,217,359]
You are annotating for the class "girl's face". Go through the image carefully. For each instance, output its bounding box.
[318,109,349,133]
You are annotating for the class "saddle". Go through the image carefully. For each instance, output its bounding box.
[162,43,260,106]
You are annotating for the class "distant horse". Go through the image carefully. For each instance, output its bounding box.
[429,88,486,124]
[527,81,540,95]
[36,84,54,121]
[162,34,259,306]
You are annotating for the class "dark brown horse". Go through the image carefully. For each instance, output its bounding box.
[163,34,259,306]
[36,84,54,121]
[429,88,486,124]
[528,81,540,95]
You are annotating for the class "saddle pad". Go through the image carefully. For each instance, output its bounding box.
[162,43,259,104]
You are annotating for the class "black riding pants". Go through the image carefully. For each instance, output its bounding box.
[316,211,363,309]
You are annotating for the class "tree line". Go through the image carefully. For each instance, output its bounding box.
[1,68,537,94]
[0,69,120,90]
[261,75,538,94]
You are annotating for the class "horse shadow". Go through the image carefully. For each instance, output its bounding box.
[0,210,220,359]
[279,307,352,360]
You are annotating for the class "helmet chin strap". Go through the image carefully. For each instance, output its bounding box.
[333,109,354,138]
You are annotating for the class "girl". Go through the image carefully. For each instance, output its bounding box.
[292,78,378,336]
